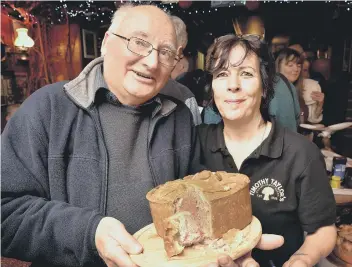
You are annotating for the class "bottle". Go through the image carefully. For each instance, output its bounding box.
[330,176,341,189]
[332,157,347,182]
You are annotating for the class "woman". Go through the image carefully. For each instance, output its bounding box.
[302,59,311,79]
[198,34,336,267]
[276,48,324,124]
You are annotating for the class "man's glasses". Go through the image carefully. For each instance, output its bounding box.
[111,33,179,67]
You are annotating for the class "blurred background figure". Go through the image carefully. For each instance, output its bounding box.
[289,43,307,59]
[276,48,324,125]
[170,15,189,81]
[302,59,311,79]
[5,103,20,122]
[160,15,202,125]
[2,103,21,133]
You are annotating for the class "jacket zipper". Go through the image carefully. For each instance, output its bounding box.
[147,116,162,188]
[88,107,109,215]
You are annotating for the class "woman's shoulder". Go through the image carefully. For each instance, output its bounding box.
[197,123,223,145]
[282,126,322,159]
[197,123,221,135]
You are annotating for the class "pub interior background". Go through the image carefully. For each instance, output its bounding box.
[1,1,352,266]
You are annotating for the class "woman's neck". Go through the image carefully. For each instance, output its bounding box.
[223,113,266,142]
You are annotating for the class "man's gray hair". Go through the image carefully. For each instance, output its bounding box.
[108,3,174,34]
[171,16,188,49]
[108,3,136,33]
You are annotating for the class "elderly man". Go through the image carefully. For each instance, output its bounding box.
[2,4,281,267]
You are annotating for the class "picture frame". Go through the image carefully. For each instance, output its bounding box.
[15,72,28,101]
[82,29,98,59]
[1,71,16,106]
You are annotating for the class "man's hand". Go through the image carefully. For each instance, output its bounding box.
[95,217,143,267]
[201,234,284,267]
[311,91,324,104]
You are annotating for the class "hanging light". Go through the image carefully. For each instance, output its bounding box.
[14,28,34,50]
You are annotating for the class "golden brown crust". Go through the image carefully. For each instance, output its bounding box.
[146,171,252,257]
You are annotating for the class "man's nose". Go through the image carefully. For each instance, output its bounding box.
[142,49,159,69]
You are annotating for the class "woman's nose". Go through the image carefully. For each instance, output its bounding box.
[227,74,240,92]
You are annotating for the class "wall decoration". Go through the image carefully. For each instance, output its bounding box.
[82,29,98,59]
[1,71,16,106]
[15,72,28,100]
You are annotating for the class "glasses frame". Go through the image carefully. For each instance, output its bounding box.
[111,33,179,67]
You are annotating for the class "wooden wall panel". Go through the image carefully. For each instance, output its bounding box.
[1,12,14,46]
[47,24,82,82]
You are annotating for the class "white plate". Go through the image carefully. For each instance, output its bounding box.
[326,122,352,132]
[299,124,326,131]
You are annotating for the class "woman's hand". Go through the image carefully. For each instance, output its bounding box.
[201,234,284,267]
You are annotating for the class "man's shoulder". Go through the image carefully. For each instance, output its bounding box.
[160,79,195,101]
[20,81,73,115]
[30,81,68,99]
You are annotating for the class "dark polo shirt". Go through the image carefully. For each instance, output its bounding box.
[197,121,336,267]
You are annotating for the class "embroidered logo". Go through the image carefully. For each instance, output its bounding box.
[250,178,286,202]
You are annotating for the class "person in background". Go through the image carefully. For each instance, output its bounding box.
[198,34,336,267]
[289,43,307,59]
[1,103,21,133]
[5,103,21,122]
[302,59,310,79]
[312,58,349,126]
[170,15,189,81]
[268,72,301,132]
[276,48,324,124]
[161,15,202,125]
[312,58,351,155]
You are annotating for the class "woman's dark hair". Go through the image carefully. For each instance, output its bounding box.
[205,34,276,122]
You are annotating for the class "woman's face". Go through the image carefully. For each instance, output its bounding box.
[302,60,310,79]
[279,59,302,83]
[212,45,263,123]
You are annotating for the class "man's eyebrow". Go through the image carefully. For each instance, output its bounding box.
[160,43,176,52]
[130,31,176,52]
[130,31,149,39]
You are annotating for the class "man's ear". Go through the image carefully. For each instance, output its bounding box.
[100,32,110,56]
[176,46,183,59]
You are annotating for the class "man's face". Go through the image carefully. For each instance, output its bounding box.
[102,6,177,106]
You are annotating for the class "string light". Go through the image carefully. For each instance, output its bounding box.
[3,0,352,26]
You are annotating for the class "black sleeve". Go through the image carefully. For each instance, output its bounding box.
[1,92,104,266]
[188,117,206,175]
[296,149,336,234]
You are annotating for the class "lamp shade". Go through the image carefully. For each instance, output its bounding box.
[14,28,34,48]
